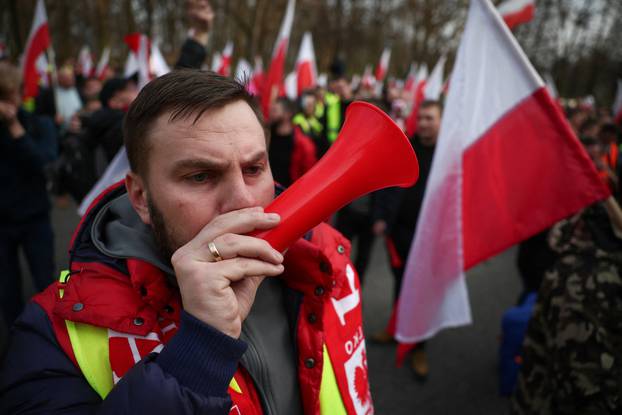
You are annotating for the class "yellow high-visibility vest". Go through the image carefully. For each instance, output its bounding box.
[58,271,347,414]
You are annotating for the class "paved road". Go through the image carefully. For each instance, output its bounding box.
[362,237,519,414]
[7,202,521,414]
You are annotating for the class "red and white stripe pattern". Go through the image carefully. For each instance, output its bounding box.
[21,0,50,102]
[395,0,608,344]
[374,47,391,83]
[261,0,296,118]
[498,0,535,29]
[217,41,234,77]
[124,33,151,89]
[404,64,428,137]
[295,31,317,95]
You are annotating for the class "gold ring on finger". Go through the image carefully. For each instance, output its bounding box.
[208,241,223,262]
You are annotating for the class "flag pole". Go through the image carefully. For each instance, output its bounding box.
[47,45,61,117]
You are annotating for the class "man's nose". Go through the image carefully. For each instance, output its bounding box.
[220,173,257,212]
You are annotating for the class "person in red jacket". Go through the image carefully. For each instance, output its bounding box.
[268,97,317,187]
[1,70,373,415]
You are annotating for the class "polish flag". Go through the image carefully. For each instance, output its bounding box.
[544,73,558,99]
[217,41,234,76]
[361,65,375,90]
[403,63,418,95]
[261,0,296,118]
[613,80,622,125]
[375,47,391,83]
[77,46,94,77]
[150,41,170,77]
[124,33,151,89]
[423,55,446,100]
[211,52,222,72]
[498,0,535,29]
[295,32,317,95]
[78,148,129,216]
[350,74,361,91]
[95,47,111,80]
[404,64,428,137]
[235,58,253,83]
[395,0,608,347]
[248,56,264,96]
[285,71,298,100]
[35,53,50,88]
[22,0,51,102]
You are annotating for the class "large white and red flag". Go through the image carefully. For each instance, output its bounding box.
[124,33,150,89]
[295,31,317,95]
[498,0,535,29]
[217,41,234,76]
[22,0,51,104]
[261,0,296,118]
[404,64,428,137]
[544,73,558,99]
[423,55,446,100]
[613,80,622,125]
[375,47,392,83]
[77,46,94,77]
[95,47,111,80]
[395,0,608,350]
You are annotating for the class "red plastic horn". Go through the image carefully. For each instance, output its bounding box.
[253,101,419,251]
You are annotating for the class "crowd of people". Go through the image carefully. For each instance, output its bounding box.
[2,0,622,413]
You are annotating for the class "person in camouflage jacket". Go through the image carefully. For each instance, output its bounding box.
[511,202,622,414]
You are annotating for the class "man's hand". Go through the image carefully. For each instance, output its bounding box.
[0,100,25,138]
[0,100,18,123]
[171,207,284,338]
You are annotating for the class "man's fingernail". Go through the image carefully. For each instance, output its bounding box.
[267,213,280,221]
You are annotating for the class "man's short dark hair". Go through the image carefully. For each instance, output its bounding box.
[123,70,265,177]
[100,77,130,108]
[275,97,297,116]
[419,99,443,113]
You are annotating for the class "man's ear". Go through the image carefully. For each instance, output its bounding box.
[126,172,151,225]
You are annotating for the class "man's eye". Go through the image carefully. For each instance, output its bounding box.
[188,172,210,183]
[245,165,263,176]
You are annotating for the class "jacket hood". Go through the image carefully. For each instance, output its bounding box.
[90,191,175,276]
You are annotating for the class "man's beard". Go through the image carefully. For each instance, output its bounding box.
[147,196,179,265]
